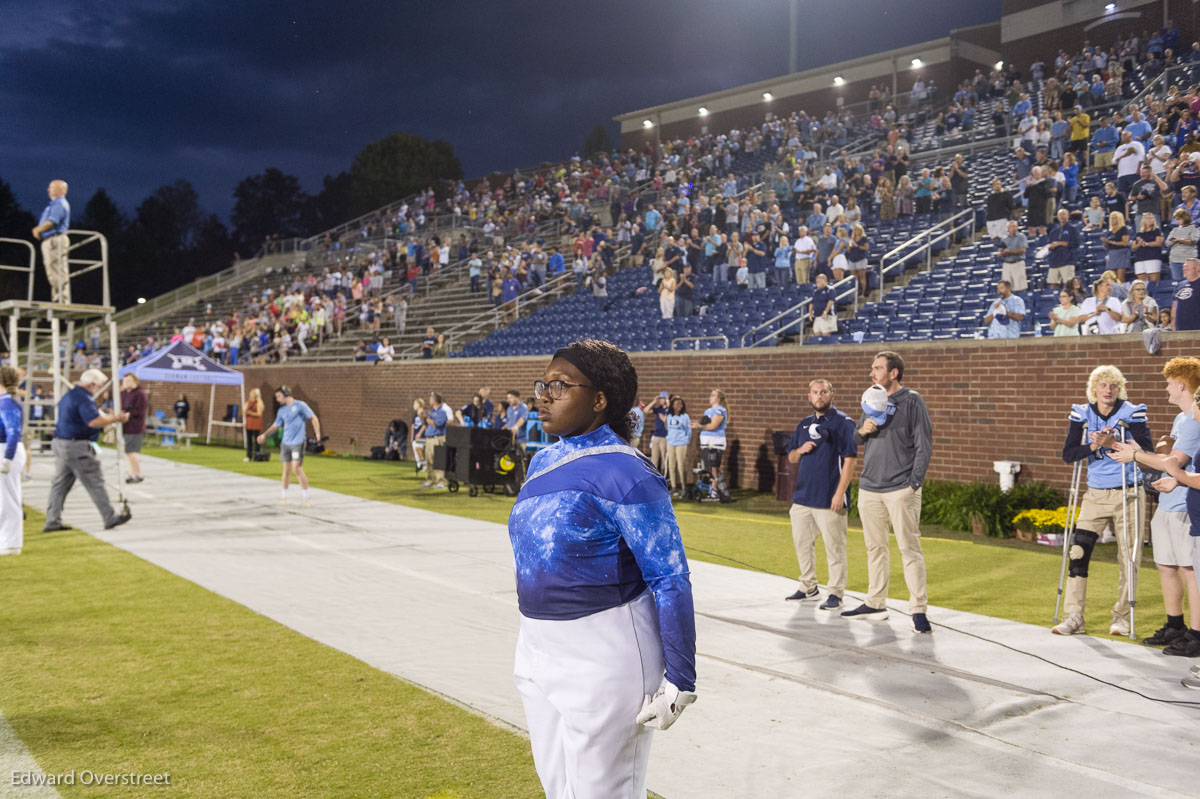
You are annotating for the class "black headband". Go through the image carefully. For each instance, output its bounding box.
[552,347,599,388]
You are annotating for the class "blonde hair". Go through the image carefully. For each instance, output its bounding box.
[249,387,262,402]
[1108,211,1125,231]
[1086,365,1128,403]
[79,369,108,387]
[1139,213,1158,231]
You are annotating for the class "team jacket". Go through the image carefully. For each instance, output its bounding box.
[1062,400,1151,489]
[0,392,21,462]
[508,424,697,692]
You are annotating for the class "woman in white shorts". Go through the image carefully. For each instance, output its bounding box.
[1131,213,1164,282]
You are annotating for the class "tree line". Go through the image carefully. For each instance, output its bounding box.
[0,131,462,309]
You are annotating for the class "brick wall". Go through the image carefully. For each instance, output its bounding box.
[148,333,1196,492]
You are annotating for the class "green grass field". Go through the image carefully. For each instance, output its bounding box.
[1,443,1168,797]
[2,507,542,799]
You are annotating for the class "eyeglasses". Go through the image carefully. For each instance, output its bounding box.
[533,379,594,400]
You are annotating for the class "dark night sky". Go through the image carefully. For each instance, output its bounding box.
[4,0,1003,224]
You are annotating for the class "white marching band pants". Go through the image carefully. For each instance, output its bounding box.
[1,442,27,551]
[514,589,664,799]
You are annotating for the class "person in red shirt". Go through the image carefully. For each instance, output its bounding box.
[120,375,148,483]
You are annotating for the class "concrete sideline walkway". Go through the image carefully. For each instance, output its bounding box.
[20,453,1200,798]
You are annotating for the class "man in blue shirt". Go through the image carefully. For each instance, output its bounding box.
[644,204,661,233]
[420,392,449,489]
[744,232,768,290]
[985,280,1026,338]
[1091,118,1120,170]
[44,369,131,531]
[1046,208,1080,289]
[1110,358,1200,655]
[504,389,529,448]
[256,386,321,506]
[784,380,857,609]
[31,179,72,302]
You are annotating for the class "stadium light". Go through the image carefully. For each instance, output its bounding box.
[762,91,773,101]
[995,60,1004,71]
[911,58,923,68]
[698,106,709,116]
[642,119,653,129]
[1105,2,1116,11]
[833,76,844,86]
[137,297,146,304]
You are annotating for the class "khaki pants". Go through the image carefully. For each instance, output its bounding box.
[667,444,689,491]
[650,435,668,474]
[1065,486,1145,624]
[794,257,812,285]
[41,233,70,303]
[789,504,848,596]
[857,486,927,613]
[424,434,446,483]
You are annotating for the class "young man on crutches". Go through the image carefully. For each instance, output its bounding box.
[1053,365,1151,638]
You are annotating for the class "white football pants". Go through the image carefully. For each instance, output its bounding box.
[514,589,664,799]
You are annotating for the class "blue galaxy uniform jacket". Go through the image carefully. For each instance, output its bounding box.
[508,425,697,691]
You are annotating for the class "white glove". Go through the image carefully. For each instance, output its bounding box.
[635,678,696,731]
[0,459,10,474]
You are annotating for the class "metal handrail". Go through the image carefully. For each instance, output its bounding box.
[671,335,728,350]
[740,275,859,347]
[876,207,975,300]
[0,238,36,302]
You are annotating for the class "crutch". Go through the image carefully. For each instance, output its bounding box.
[1054,425,1088,623]
[1116,421,1139,640]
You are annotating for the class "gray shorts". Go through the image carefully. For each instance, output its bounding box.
[280,443,305,463]
[1151,508,1193,567]
[123,433,143,453]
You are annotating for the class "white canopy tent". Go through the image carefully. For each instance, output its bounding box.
[119,340,245,445]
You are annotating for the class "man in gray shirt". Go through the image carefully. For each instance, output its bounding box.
[998,220,1029,292]
[843,351,934,633]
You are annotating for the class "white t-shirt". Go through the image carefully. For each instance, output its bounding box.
[1116,141,1146,177]
[1080,296,1123,334]
[1149,144,1172,174]
[793,236,817,259]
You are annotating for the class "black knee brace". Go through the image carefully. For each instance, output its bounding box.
[1068,529,1099,578]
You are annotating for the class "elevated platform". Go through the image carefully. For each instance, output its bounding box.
[0,299,116,322]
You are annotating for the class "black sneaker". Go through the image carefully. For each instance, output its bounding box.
[841,603,889,620]
[1163,631,1200,658]
[785,587,820,602]
[104,511,132,530]
[42,522,73,532]
[819,595,843,610]
[913,613,933,634]
[1143,623,1187,647]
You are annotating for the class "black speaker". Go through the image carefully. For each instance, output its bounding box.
[441,426,522,489]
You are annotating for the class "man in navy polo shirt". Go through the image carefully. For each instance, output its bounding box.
[648,391,669,474]
[31,179,71,302]
[745,232,768,290]
[43,369,131,531]
[1173,258,1200,331]
[784,379,857,609]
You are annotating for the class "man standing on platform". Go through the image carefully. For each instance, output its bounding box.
[43,369,131,531]
[844,352,934,633]
[31,179,71,303]
[784,379,857,610]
